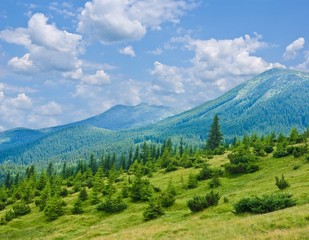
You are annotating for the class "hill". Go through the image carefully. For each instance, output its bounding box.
[66,103,177,131]
[0,140,308,239]
[0,68,308,165]
[143,68,309,140]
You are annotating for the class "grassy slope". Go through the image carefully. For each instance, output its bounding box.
[0,153,309,240]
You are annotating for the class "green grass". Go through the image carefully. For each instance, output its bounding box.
[0,153,309,240]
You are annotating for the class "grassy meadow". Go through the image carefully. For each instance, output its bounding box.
[0,152,308,239]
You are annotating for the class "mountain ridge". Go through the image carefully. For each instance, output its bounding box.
[0,68,308,164]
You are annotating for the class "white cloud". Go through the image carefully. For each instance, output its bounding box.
[149,34,284,108]
[77,0,196,43]
[36,101,63,116]
[0,86,63,130]
[151,61,184,94]
[9,93,32,110]
[81,70,111,85]
[119,45,136,57]
[283,37,305,60]
[63,68,84,80]
[295,50,309,71]
[0,13,83,74]
[8,53,36,73]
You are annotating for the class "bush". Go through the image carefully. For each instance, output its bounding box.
[275,175,290,190]
[143,198,164,221]
[264,146,274,154]
[0,217,7,225]
[71,199,84,214]
[187,195,207,212]
[130,177,153,202]
[5,209,15,222]
[160,191,175,208]
[97,195,127,213]
[79,187,88,201]
[165,163,178,172]
[187,173,198,189]
[187,191,220,212]
[59,187,68,197]
[208,176,220,188]
[225,163,259,174]
[273,150,289,158]
[12,202,31,216]
[234,193,296,214]
[196,164,213,180]
[44,197,64,221]
[0,202,6,210]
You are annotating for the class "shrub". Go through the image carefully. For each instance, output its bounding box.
[71,199,84,214]
[160,191,176,208]
[187,173,198,189]
[5,209,15,222]
[165,163,178,172]
[130,177,153,202]
[196,164,213,180]
[0,202,6,210]
[12,202,31,216]
[273,149,289,158]
[143,198,164,221]
[275,175,290,190]
[44,197,64,221]
[234,193,296,214]
[187,195,207,212]
[97,195,127,213]
[208,176,221,188]
[59,187,68,197]
[264,145,274,154]
[0,217,7,225]
[79,187,88,201]
[187,191,220,212]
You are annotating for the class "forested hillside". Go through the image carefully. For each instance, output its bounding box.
[0,123,308,239]
[0,68,308,167]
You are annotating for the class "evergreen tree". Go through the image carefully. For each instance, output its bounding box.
[71,199,84,214]
[206,114,223,151]
[79,187,88,201]
[88,154,97,175]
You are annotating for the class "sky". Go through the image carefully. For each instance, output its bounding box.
[0,0,308,131]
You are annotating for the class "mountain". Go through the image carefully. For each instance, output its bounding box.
[143,68,309,140]
[0,103,175,143]
[0,68,308,164]
[65,103,177,131]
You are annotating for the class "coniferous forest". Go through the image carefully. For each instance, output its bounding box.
[0,115,308,239]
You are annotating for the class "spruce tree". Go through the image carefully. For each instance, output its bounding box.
[206,114,223,151]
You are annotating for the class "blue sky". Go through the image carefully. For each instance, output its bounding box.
[0,0,308,131]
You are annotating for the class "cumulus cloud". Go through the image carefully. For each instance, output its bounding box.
[0,13,83,74]
[151,61,184,94]
[283,37,305,60]
[295,51,309,71]
[77,0,196,43]
[0,87,63,130]
[149,34,284,107]
[119,45,136,57]
[36,101,63,116]
[9,93,32,110]
[81,70,111,85]
[8,53,36,73]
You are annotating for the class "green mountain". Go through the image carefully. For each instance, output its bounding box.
[0,68,308,165]
[65,102,177,130]
[142,68,309,140]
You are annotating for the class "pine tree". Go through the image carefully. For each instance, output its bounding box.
[206,114,223,151]
[79,187,88,201]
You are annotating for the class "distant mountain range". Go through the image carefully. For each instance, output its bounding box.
[0,68,308,165]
